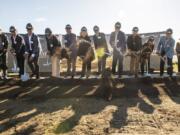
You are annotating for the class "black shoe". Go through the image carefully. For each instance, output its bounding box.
[118,75,122,79]
[30,73,35,78]
[2,76,7,80]
[135,74,138,78]
[36,74,39,79]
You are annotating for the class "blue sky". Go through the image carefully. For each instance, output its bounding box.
[0,0,179,40]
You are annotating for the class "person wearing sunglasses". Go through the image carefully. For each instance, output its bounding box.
[127,27,142,78]
[24,23,40,79]
[109,22,126,78]
[62,24,77,78]
[156,28,175,77]
[77,27,95,78]
[45,28,61,78]
[93,25,109,75]
[9,26,25,78]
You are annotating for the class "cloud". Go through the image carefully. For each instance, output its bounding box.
[34,17,47,23]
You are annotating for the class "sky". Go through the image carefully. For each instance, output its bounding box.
[0,0,179,40]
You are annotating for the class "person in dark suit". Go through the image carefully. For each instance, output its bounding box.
[93,25,109,75]
[9,26,25,77]
[45,28,61,77]
[127,27,142,78]
[109,22,126,78]
[62,24,77,78]
[0,27,8,79]
[24,23,40,79]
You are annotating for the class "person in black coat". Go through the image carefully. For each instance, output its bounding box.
[45,28,61,77]
[93,25,109,75]
[77,27,94,78]
[0,27,8,79]
[24,23,40,79]
[127,27,142,78]
[9,26,25,77]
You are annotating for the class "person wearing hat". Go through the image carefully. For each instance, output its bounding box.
[24,23,40,79]
[77,27,95,78]
[93,25,109,75]
[0,27,8,79]
[127,27,142,78]
[109,22,126,78]
[176,39,180,74]
[157,28,175,77]
[62,24,77,78]
[9,26,25,77]
[45,28,61,77]
[140,36,155,75]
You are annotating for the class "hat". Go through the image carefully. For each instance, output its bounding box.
[65,24,72,29]
[132,27,139,32]
[9,26,16,33]
[166,28,173,34]
[81,26,87,32]
[26,23,33,30]
[93,25,99,32]
[115,22,121,28]
[45,28,52,35]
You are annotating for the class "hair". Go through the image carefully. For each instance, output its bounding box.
[80,31,88,37]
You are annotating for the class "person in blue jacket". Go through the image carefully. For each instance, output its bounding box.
[157,28,175,77]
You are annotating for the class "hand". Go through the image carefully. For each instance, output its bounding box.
[3,49,7,53]
[156,52,160,56]
[29,56,34,62]
[24,53,28,59]
[47,51,50,55]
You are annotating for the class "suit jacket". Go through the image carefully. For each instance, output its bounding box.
[11,34,25,56]
[127,35,142,52]
[109,31,126,52]
[0,34,8,54]
[24,33,39,57]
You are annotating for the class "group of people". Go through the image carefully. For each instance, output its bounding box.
[0,22,180,80]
